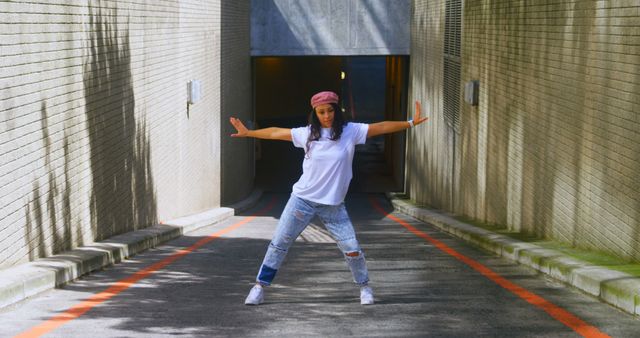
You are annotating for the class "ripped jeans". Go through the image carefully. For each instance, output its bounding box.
[256,194,369,286]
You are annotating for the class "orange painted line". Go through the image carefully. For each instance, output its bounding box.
[369,197,610,338]
[15,197,278,338]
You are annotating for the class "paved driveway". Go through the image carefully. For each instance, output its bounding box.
[1,194,637,337]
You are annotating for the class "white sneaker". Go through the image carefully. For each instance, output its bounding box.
[244,285,264,305]
[360,286,374,305]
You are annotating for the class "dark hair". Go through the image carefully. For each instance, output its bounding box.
[305,103,347,157]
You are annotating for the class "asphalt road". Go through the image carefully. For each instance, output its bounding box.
[1,193,638,337]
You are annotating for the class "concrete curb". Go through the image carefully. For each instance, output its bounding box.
[386,193,640,317]
[0,189,263,310]
[225,188,264,215]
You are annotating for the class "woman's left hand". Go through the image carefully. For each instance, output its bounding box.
[413,101,429,126]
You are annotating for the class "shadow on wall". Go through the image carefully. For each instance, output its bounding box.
[220,0,253,205]
[252,0,302,52]
[633,76,640,258]
[631,24,640,256]
[254,0,401,54]
[83,2,157,241]
[24,103,75,260]
[25,2,158,260]
[461,1,640,260]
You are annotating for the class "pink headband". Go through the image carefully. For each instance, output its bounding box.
[310,91,339,108]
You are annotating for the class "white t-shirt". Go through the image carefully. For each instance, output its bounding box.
[290,122,369,205]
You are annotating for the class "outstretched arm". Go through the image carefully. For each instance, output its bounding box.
[229,117,292,141]
[367,101,428,138]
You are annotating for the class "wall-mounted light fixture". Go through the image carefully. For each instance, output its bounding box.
[464,80,479,106]
[340,71,346,80]
[188,80,202,105]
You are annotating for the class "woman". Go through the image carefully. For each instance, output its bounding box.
[229,91,427,305]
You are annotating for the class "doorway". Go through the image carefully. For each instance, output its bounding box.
[252,56,409,194]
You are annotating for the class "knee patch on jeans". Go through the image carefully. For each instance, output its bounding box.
[337,238,360,254]
[343,250,365,261]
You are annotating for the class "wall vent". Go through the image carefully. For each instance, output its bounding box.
[443,0,462,132]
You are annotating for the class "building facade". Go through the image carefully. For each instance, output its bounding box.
[0,0,253,269]
[408,0,640,260]
[2,0,638,270]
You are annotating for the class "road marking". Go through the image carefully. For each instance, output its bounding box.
[369,197,610,338]
[15,197,277,338]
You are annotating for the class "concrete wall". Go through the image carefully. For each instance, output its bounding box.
[251,0,411,56]
[0,0,252,269]
[408,0,640,260]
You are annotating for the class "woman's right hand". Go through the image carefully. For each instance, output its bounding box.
[230,117,249,137]
[413,101,429,126]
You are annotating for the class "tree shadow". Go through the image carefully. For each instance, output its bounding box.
[82,1,157,241]
[449,1,640,262]
[24,1,157,262]
[24,102,75,260]
[253,0,409,55]
[220,0,253,205]
[32,193,614,337]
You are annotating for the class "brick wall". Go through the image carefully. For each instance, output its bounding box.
[407,0,455,210]
[221,0,253,205]
[0,0,251,269]
[409,0,640,260]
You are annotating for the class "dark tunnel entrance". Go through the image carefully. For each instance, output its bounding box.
[252,56,409,194]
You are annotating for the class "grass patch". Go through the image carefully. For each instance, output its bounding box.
[386,195,640,279]
[450,215,640,278]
